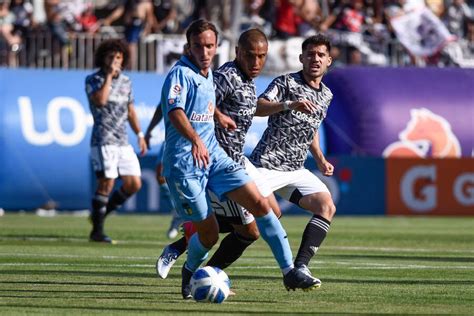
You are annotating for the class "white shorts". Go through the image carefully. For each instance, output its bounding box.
[209,157,272,226]
[91,145,141,179]
[257,168,330,205]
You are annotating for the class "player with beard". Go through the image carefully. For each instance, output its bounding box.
[250,34,336,287]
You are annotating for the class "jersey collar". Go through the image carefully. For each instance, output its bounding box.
[298,70,322,92]
[180,55,202,74]
[233,60,253,83]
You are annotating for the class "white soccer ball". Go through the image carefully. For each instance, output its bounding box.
[190,266,231,303]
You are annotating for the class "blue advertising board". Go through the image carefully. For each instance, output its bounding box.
[0,68,302,211]
[3,67,470,215]
[0,68,163,209]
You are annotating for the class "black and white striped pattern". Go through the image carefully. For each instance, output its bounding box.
[208,190,254,225]
[310,216,330,233]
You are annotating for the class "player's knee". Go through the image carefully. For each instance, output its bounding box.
[200,232,219,248]
[239,225,260,241]
[320,202,336,220]
[97,178,115,194]
[124,177,142,193]
[250,196,271,217]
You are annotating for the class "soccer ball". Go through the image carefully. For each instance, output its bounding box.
[190,266,231,303]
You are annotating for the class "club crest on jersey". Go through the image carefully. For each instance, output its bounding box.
[182,202,193,215]
[190,101,214,122]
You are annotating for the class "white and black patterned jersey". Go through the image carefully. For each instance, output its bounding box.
[85,71,134,146]
[250,71,333,171]
[214,61,258,166]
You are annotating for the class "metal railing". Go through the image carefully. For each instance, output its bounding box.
[0,28,445,72]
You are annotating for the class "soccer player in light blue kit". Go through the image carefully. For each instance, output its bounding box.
[160,19,318,299]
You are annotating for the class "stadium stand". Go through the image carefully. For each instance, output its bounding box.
[1,0,473,71]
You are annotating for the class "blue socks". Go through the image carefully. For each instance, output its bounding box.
[184,233,209,272]
[255,211,293,270]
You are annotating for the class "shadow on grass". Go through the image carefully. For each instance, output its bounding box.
[229,274,474,286]
[0,303,360,314]
[0,270,285,283]
[0,289,173,296]
[325,278,474,285]
[0,280,156,287]
[0,269,156,279]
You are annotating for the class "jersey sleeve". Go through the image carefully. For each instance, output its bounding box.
[85,74,103,100]
[213,71,230,108]
[259,75,288,103]
[162,67,189,114]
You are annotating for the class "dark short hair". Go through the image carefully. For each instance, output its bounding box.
[185,19,219,44]
[238,28,268,49]
[302,34,331,53]
[94,39,129,69]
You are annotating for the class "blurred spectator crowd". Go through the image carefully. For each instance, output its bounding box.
[1,0,473,70]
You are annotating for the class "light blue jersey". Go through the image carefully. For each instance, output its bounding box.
[161,55,223,177]
[161,56,293,274]
[161,55,251,222]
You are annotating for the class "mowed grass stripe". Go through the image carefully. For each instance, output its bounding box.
[0,214,473,315]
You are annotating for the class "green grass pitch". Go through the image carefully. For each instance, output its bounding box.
[1,214,473,315]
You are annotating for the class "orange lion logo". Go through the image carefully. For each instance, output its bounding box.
[383,108,461,158]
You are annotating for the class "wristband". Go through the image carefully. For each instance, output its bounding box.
[137,131,144,138]
[283,100,291,111]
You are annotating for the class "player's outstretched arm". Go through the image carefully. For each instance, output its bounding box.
[144,105,163,149]
[255,98,289,116]
[310,131,333,176]
[168,108,209,169]
[256,98,317,116]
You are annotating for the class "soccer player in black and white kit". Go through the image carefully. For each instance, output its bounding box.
[85,39,147,243]
[250,34,336,285]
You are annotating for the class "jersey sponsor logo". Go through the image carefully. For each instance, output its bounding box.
[292,110,319,125]
[225,163,243,174]
[190,112,213,122]
[238,107,256,116]
[190,101,215,122]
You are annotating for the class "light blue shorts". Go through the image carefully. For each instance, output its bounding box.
[166,153,251,222]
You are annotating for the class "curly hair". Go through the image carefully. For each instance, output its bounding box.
[94,39,129,69]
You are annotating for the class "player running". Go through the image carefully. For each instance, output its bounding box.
[250,34,336,285]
